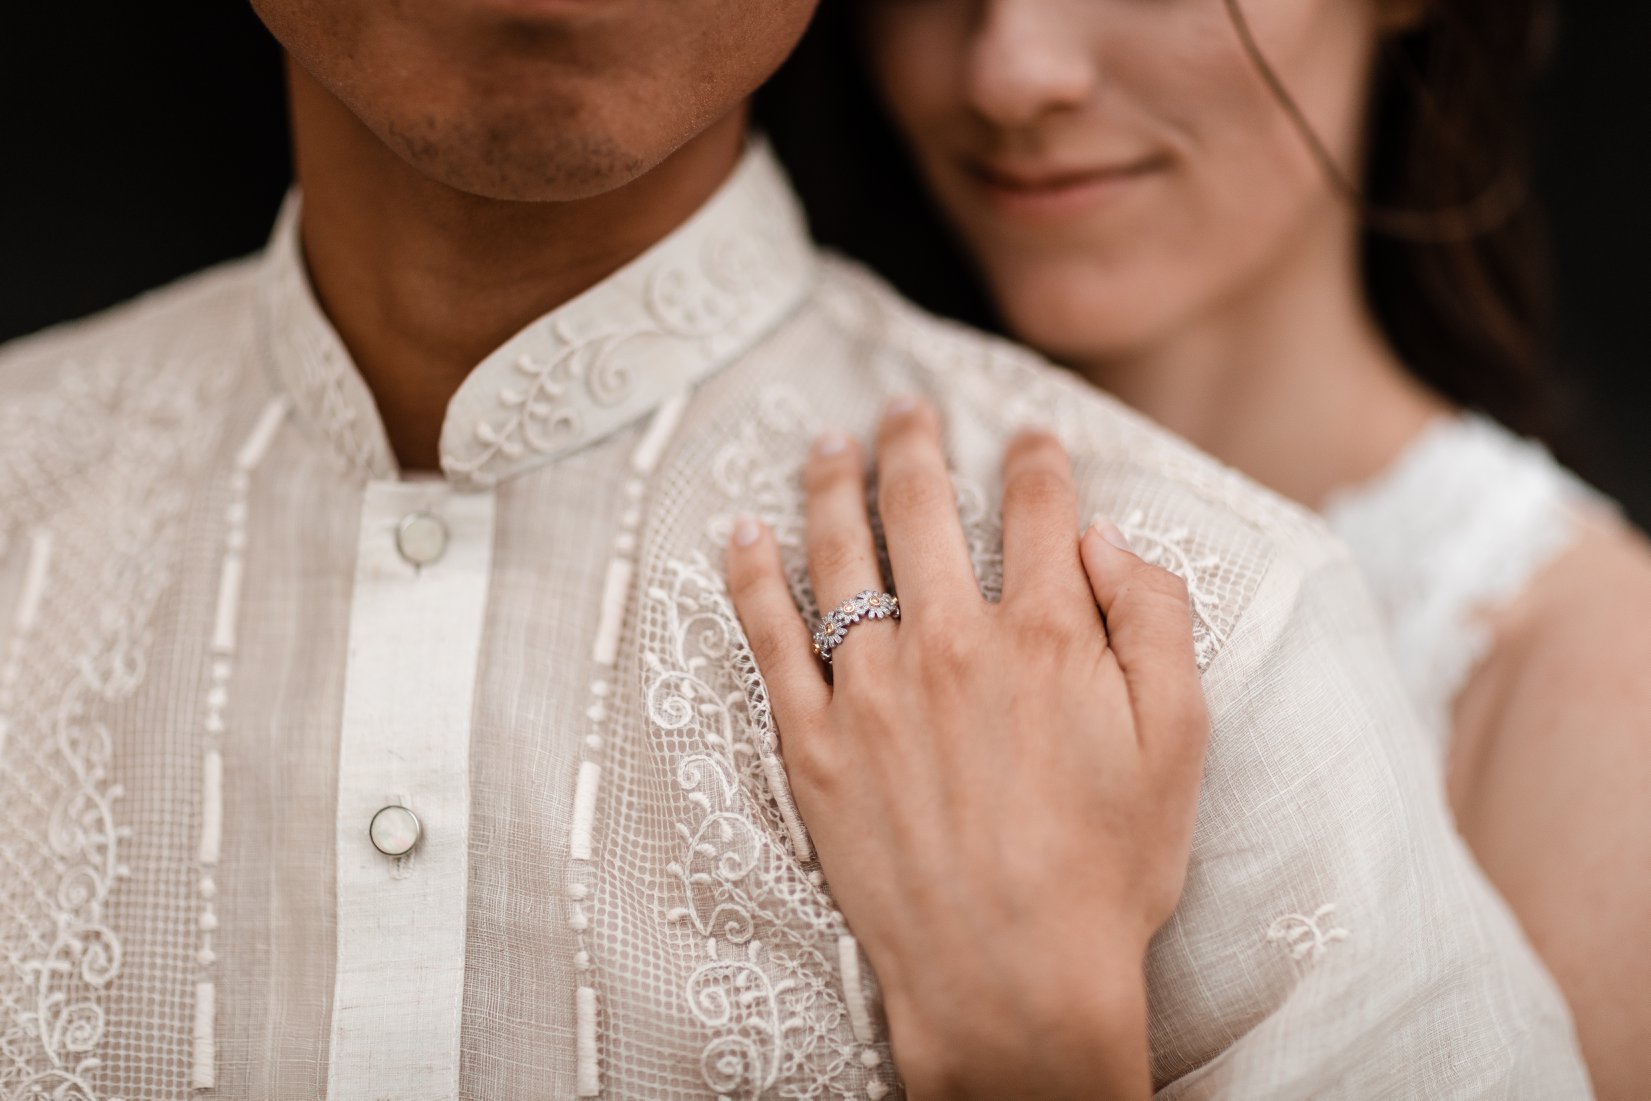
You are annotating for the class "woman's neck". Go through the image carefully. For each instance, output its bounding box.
[1074,217,1451,511]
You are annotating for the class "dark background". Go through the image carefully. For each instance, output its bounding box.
[2,4,1645,525]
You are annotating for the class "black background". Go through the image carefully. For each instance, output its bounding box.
[2,3,1645,524]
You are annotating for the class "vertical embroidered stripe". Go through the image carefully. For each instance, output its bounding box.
[836,934,876,1044]
[193,403,285,1090]
[629,392,688,476]
[760,751,813,863]
[576,984,601,1096]
[569,759,603,862]
[591,558,634,667]
[0,529,53,762]
[15,528,54,633]
[191,981,217,1088]
[210,555,243,655]
[565,397,688,1096]
[198,750,224,865]
[327,483,495,1100]
[235,396,291,470]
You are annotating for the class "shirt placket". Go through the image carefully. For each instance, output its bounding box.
[326,474,496,1099]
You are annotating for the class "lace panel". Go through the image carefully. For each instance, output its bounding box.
[0,345,243,1099]
[1321,412,1618,737]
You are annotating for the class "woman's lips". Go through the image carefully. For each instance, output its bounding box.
[965,156,1165,223]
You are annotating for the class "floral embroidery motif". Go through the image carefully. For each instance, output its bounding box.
[1267,903,1350,965]
[647,551,887,1099]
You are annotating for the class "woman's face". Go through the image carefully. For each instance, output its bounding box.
[863,0,1386,363]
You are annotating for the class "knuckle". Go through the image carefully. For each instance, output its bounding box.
[742,617,796,669]
[782,735,839,801]
[1128,559,1190,604]
[1008,601,1086,650]
[727,557,770,606]
[1005,464,1074,513]
[879,465,950,518]
[912,626,976,685]
[808,531,870,587]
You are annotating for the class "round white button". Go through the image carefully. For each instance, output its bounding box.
[369,805,422,857]
[395,511,449,567]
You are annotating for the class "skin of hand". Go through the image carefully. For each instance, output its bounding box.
[724,395,1210,1100]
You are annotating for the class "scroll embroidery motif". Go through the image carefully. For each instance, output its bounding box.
[1115,510,1229,671]
[650,551,876,1099]
[1267,903,1350,965]
[446,202,804,487]
[1,351,238,1099]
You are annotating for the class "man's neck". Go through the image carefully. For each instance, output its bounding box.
[285,57,748,471]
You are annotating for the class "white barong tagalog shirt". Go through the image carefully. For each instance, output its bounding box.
[0,141,1589,1098]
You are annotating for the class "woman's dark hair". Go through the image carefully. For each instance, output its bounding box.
[755,0,1576,454]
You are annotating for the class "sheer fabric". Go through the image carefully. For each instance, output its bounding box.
[0,142,1589,1098]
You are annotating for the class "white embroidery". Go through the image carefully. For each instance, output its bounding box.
[439,150,816,489]
[1,346,240,1099]
[648,550,886,1098]
[0,528,53,762]
[569,394,693,1097]
[1114,510,1230,671]
[1267,903,1350,964]
[190,396,288,1089]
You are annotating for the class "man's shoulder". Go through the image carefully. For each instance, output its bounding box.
[0,254,263,518]
[807,254,1353,668]
[811,254,1326,537]
[0,252,263,390]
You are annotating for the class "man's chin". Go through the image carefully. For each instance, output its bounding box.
[377,116,658,203]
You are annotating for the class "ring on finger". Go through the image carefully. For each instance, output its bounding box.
[812,589,901,666]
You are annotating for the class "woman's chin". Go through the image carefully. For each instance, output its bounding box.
[995,291,1172,373]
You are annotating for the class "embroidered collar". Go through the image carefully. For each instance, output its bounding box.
[254,139,817,489]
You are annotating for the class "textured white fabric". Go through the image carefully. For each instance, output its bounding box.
[327,480,494,1099]
[1321,411,1621,740]
[0,140,1589,1099]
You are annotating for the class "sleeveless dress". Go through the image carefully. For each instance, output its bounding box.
[1321,411,1622,744]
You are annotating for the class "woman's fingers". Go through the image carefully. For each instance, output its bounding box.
[727,515,831,734]
[1080,519,1209,766]
[804,430,896,673]
[999,430,1092,608]
[875,397,980,612]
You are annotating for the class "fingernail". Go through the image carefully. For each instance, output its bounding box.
[813,430,851,458]
[733,514,762,547]
[885,394,922,417]
[1091,516,1133,554]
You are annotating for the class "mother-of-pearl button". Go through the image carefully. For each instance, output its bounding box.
[369,805,422,857]
[395,510,449,567]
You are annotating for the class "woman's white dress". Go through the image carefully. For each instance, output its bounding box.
[1321,411,1622,742]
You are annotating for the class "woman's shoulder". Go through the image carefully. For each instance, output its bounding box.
[1462,514,1651,743]
[1319,411,1622,732]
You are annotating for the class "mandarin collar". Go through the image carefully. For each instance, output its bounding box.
[254,139,817,489]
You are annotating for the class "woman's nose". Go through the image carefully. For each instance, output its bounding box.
[964,0,1099,129]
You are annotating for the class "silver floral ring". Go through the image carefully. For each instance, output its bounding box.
[812,589,900,666]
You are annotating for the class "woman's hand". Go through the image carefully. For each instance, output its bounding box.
[725,396,1210,1100]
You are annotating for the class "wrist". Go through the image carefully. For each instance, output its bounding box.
[884,942,1152,1101]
